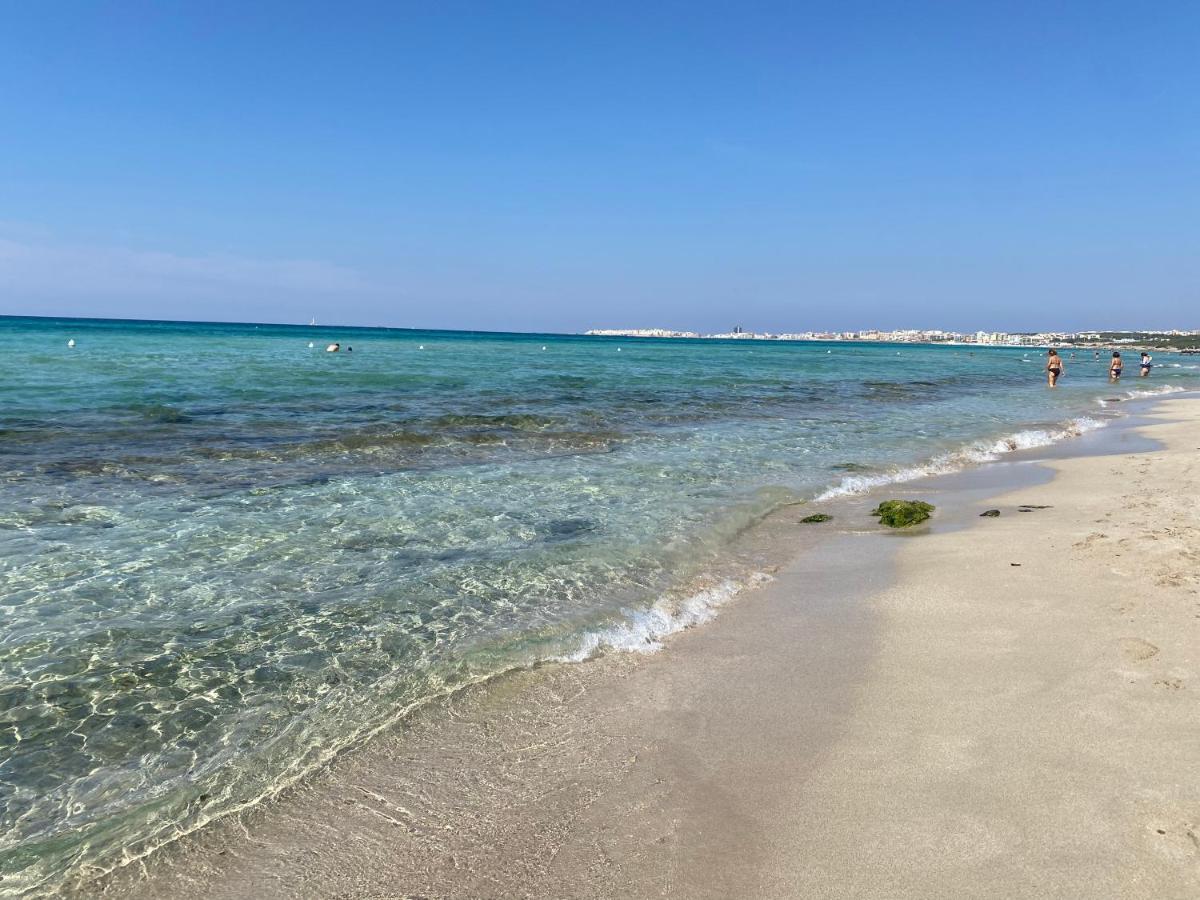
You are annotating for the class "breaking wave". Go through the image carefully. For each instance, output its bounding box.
[1109,384,1187,401]
[816,416,1107,500]
[557,573,773,661]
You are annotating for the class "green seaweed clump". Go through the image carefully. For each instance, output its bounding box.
[871,499,935,528]
[800,513,832,524]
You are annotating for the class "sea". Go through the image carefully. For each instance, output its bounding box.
[1,315,1196,895]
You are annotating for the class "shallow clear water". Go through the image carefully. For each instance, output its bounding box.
[1,316,1195,894]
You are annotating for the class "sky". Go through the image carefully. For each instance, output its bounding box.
[1,1,1197,333]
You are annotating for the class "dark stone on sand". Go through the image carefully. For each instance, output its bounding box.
[1017,504,1052,510]
[800,513,833,523]
[980,509,1000,517]
[871,499,935,528]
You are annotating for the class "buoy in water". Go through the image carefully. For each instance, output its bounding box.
[308,342,314,349]
[67,339,75,348]
[419,345,425,350]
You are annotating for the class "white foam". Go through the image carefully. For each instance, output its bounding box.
[1094,384,1187,408]
[1118,384,1186,400]
[558,572,772,661]
[815,417,1107,501]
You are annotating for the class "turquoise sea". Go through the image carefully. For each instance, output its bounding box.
[1,315,1196,894]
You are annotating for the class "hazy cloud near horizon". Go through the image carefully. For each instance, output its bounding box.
[2,228,1195,334]
[0,236,380,324]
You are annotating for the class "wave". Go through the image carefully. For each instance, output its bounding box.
[1111,384,1186,401]
[556,572,773,662]
[815,416,1107,500]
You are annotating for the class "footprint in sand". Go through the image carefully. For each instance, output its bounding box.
[1120,638,1160,662]
[1148,823,1200,862]
[1154,677,1183,691]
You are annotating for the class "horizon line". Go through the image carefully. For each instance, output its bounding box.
[1,312,1189,339]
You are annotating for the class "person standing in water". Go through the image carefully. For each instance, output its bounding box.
[1140,352,1153,377]
[1045,348,1064,387]
[1109,352,1123,380]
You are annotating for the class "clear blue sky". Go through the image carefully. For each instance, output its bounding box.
[1,1,1197,333]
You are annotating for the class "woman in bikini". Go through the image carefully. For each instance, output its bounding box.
[1046,348,1064,387]
[1110,352,1123,381]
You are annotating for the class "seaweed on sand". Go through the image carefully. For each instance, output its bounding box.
[871,499,935,528]
[800,513,832,523]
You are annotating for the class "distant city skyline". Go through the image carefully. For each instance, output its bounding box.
[2,3,1198,331]
[584,326,1200,347]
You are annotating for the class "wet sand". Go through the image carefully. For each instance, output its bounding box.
[97,397,1200,899]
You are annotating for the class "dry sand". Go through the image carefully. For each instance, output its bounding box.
[770,397,1200,899]
[99,398,1200,899]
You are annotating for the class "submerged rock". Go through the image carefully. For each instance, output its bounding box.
[871,499,935,528]
[800,513,832,523]
[541,518,596,541]
[980,509,1001,517]
[830,462,873,473]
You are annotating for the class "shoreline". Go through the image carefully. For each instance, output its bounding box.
[18,382,1162,895]
[27,388,1144,888]
[89,394,1200,898]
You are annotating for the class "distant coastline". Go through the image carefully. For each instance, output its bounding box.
[585,326,1200,351]
[3,314,1197,351]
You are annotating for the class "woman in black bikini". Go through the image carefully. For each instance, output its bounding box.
[1046,348,1064,387]
[1110,352,1123,381]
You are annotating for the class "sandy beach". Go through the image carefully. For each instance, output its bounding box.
[10,6,1200,896]
[96,396,1200,899]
